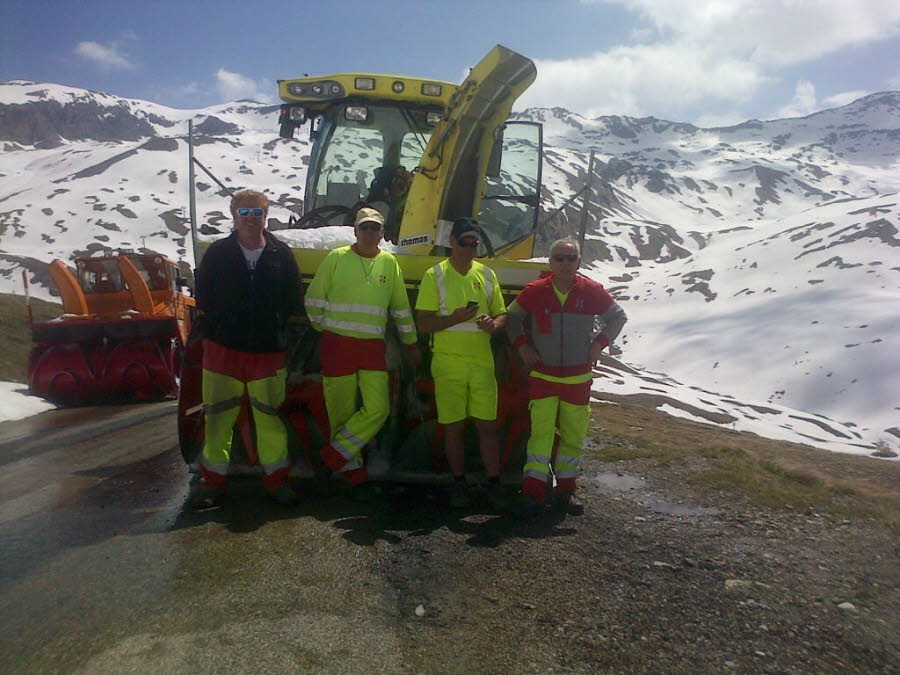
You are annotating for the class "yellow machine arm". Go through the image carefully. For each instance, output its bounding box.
[398,45,537,255]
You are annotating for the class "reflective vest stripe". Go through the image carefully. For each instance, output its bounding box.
[305,298,388,318]
[443,323,482,332]
[321,317,385,336]
[433,264,448,316]
[432,260,497,316]
[485,267,495,307]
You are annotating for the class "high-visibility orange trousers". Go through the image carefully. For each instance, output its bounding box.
[199,339,289,491]
[521,376,591,501]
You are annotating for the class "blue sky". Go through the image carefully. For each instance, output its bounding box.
[2,0,900,126]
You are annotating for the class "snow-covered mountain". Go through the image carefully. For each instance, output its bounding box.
[1,80,897,454]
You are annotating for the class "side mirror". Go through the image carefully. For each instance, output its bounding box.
[278,104,307,139]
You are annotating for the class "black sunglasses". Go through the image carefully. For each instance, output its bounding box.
[458,239,480,248]
[357,223,383,232]
[552,254,578,262]
[236,207,265,217]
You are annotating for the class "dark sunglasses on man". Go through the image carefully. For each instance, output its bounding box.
[552,253,578,262]
[236,207,265,217]
[357,223,383,232]
[458,238,480,248]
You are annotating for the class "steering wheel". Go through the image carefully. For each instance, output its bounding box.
[287,205,353,230]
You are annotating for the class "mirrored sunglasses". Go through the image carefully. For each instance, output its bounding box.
[458,238,480,248]
[236,207,265,217]
[552,254,578,262]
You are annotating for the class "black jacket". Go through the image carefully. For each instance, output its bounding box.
[195,230,303,353]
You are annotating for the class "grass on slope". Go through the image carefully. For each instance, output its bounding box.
[589,395,900,530]
[0,293,62,383]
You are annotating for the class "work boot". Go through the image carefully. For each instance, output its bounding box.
[554,492,584,516]
[268,485,301,506]
[448,480,471,509]
[484,480,511,513]
[349,483,381,503]
[514,493,546,519]
[190,483,225,510]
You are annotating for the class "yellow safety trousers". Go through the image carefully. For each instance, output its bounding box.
[323,369,389,470]
[201,367,289,476]
[524,396,590,490]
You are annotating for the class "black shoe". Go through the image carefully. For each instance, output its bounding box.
[514,493,546,519]
[554,492,584,516]
[449,481,471,509]
[190,484,225,510]
[485,481,511,512]
[268,485,301,506]
[349,483,381,503]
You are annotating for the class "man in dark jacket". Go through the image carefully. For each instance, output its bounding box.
[506,238,627,516]
[193,189,303,506]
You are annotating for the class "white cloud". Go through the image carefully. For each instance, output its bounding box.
[776,80,818,118]
[74,40,135,71]
[518,43,769,118]
[822,90,870,107]
[214,69,273,103]
[887,73,900,89]
[524,0,900,120]
[774,83,871,120]
[602,0,900,67]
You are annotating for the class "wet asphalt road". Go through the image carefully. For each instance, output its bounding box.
[0,404,404,672]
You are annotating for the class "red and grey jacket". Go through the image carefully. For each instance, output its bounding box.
[506,273,627,377]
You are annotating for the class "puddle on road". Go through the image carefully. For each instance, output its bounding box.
[589,472,722,518]
[592,472,646,493]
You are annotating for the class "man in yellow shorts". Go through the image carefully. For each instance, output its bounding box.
[416,218,508,509]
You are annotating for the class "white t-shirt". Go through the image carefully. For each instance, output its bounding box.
[239,242,264,275]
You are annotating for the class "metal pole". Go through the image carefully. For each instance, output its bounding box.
[192,158,234,196]
[188,120,198,268]
[577,149,595,252]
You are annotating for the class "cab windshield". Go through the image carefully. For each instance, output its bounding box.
[306,103,437,232]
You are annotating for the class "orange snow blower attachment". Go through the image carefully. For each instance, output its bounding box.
[28,253,195,405]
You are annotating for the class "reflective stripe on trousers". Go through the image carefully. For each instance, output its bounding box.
[322,369,389,467]
[199,358,288,490]
[521,395,590,500]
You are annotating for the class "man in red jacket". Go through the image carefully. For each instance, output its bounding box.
[506,238,627,516]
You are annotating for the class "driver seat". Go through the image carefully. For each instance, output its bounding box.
[325,182,361,208]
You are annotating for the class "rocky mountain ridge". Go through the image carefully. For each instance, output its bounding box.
[0,80,897,452]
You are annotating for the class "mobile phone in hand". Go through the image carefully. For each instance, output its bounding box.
[466,301,479,309]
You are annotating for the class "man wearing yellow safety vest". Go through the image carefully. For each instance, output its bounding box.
[305,207,420,497]
[193,189,304,508]
[506,237,628,517]
[416,218,509,509]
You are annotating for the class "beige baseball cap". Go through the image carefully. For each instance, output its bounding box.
[355,207,385,228]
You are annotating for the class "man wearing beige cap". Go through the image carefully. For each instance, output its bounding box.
[305,207,419,496]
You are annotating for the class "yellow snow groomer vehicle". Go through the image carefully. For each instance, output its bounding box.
[179,45,547,483]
